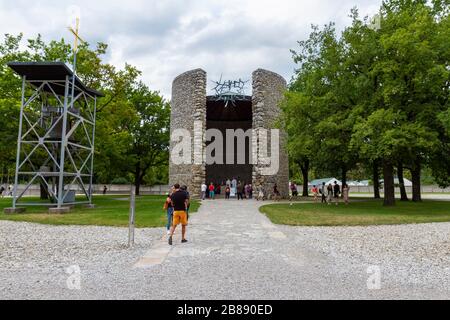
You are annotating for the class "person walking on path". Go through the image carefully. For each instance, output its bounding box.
[231,178,237,190]
[343,184,350,205]
[225,185,231,199]
[237,182,244,200]
[168,184,189,246]
[327,184,333,205]
[312,185,319,203]
[103,186,108,195]
[0,185,5,198]
[248,184,253,200]
[201,183,207,201]
[273,184,281,201]
[333,182,341,206]
[289,183,296,201]
[164,189,175,235]
[321,183,327,204]
[215,184,222,196]
[257,187,265,201]
[209,183,215,200]
[294,183,299,197]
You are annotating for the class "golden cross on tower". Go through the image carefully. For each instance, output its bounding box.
[68,17,85,53]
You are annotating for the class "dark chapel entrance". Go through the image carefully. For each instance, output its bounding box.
[206,96,253,185]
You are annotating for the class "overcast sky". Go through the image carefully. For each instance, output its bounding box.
[0,0,382,98]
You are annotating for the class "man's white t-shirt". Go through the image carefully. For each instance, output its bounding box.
[201,184,207,192]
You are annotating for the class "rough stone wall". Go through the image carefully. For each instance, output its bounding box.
[170,68,289,199]
[252,69,290,198]
[169,69,207,198]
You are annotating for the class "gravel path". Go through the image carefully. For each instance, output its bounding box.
[0,200,448,300]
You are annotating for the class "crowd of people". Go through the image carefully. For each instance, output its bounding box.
[163,180,350,246]
[200,179,285,202]
[290,181,351,206]
[312,182,350,206]
[201,178,256,201]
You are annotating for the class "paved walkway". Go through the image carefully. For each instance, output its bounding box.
[134,200,290,269]
[130,200,449,300]
[130,199,344,299]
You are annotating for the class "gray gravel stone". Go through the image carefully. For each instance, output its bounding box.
[0,200,448,300]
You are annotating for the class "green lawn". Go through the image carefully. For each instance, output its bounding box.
[260,200,450,226]
[0,196,200,228]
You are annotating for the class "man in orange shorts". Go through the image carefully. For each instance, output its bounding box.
[168,184,189,246]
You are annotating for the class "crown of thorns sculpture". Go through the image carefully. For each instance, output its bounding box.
[213,77,249,107]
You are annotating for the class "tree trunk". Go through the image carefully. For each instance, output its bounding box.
[300,160,310,197]
[373,160,381,199]
[135,178,142,197]
[383,160,396,206]
[1,165,4,185]
[40,182,49,200]
[411,159,422,203]
[341,168,348,198]
[397,162,409,202]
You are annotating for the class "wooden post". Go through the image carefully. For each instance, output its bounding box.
[128,186,136,248]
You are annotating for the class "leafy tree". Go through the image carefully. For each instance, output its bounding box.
[376,0,449,201]
[282,91,316,196]
[0,34,170,193]
[286,23,359,195]
[351,109,437,206]
[127,82,170,195]
[285,0,448,206]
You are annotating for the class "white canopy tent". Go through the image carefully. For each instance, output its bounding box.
[309,178,342,187]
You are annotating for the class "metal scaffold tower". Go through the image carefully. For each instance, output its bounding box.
[6,62,103,211]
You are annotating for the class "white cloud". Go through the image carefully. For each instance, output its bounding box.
[0,0,382,98]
